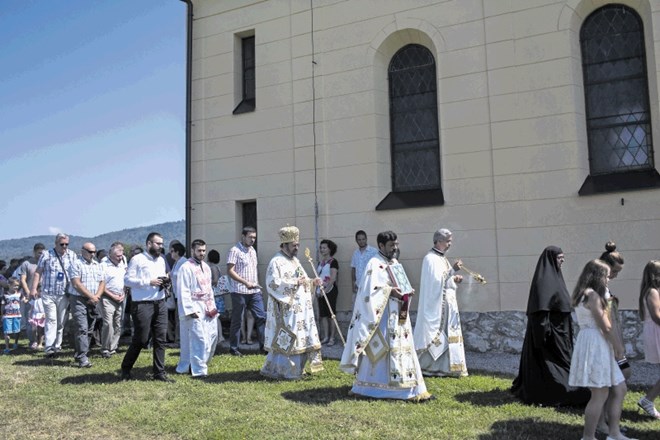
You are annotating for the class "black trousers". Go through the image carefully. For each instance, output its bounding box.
[121,299,167,376]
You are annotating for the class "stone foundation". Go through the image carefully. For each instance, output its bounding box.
[336,310,646,359]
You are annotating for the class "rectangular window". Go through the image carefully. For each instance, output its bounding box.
[233,35,255,114]
[241,200,257,251]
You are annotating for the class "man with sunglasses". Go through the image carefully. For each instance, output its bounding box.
[68,242,105,368]
[30,233,77,358]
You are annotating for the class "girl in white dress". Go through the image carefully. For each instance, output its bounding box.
[568,259,634,440]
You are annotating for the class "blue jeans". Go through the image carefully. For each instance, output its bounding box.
[229,292,266,351]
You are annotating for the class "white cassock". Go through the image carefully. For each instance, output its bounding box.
[261,251,323,380]
[413,249,468,377]
[176,258,218,377]
[340,253,430,401]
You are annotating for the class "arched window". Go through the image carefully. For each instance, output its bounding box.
[579,5,660,194]
[376,44,443,209]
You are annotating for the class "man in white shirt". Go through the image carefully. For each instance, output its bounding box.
[350,230,378,303]
[100,242,127,358]
[120,232,173,382]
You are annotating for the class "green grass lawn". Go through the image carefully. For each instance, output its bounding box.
[1,344,658,439]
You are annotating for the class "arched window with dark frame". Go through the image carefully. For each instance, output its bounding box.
[376,44,444,210]
[578,5,660,195]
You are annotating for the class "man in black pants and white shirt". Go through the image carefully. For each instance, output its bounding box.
[120,232,173,382]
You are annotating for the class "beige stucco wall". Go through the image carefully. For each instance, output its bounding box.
[188,0,660,313]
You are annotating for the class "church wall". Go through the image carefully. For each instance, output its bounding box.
[188,0,660,355]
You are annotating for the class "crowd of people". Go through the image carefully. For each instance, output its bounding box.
[511,243,660,440]
[1,229,659,437]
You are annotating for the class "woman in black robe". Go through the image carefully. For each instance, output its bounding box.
[511,246,590,406]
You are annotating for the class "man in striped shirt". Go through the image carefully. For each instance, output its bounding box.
[227,226,265,356]
[69,242,105,368]
[31,233,77,357]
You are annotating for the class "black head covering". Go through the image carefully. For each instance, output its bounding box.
[526,246,571,314]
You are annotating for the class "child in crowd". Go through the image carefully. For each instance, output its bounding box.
[28,290,45,350]
[637,260,660,419]
[568,260,634,440]
[2,277,22,353]
[596,242,630,434]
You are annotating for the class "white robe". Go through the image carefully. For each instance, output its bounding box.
[175,259,218,377]
[413,250,468,377]
[261,251,323,380]
[340,253,430,400]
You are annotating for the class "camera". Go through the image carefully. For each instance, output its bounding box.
[158,276,172,292]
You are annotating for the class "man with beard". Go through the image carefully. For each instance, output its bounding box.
[413,229,468,377]
[340,231,432,401]
[226,226,265,356]
[175,239,218,377]
[120,232,173,382]
[260,225,323,380]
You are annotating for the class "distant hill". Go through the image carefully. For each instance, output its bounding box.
[0,220,186,260]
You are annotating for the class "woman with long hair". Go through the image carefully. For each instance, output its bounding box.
[637,260,660,419]
[568,259,631,440]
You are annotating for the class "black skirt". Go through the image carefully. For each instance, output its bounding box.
[511,311,590,406]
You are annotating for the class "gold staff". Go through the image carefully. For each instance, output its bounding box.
[458,263,487,284]
[304,248,346,346]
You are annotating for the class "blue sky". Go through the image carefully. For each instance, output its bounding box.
[0,0,187,241]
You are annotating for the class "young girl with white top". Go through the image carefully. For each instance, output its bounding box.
[568,259,635,440]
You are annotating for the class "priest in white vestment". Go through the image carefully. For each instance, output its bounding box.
[413,229,468,377]
[175,239,218,377]
[340,231,432,401]
[261,226,324,379]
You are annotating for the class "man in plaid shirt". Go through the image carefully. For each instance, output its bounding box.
[30,233,77,357]
[227,226,265,356]
[68,242,105,368]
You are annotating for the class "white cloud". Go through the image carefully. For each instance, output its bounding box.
[48,226,63,235]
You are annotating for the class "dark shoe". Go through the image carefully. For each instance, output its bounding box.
[153,374,175,383]
[101,351,112,359]
[120,369,133,381]
[78,360,93,368]
[229,348,243,357]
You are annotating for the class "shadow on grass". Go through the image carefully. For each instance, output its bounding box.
[468,369,517,380]
[13,357,73,368]
[478,418,581,439]
[60,366,159,385]
[454,387,518,407]
[621,407,660,424]
[281,385,353,405]
[203,369,270,384]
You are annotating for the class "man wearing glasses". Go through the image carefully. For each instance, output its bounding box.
[120,232,173,382]
[69,242,105,368]
[31,233,78,357]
